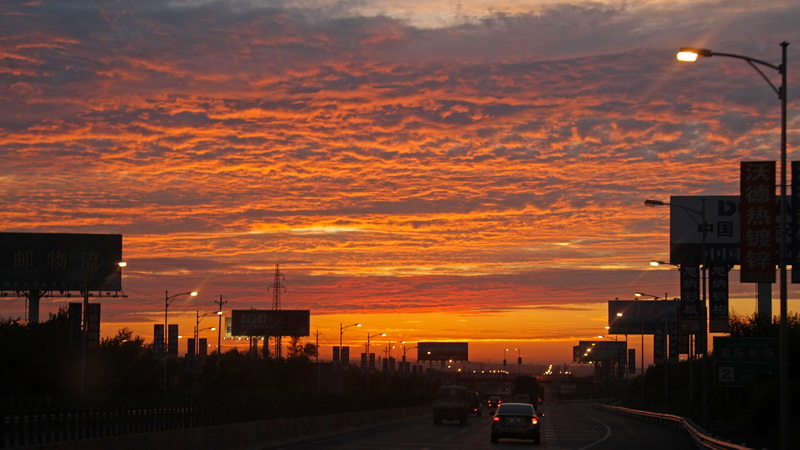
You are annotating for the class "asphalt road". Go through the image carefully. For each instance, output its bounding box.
[279,400,696,450]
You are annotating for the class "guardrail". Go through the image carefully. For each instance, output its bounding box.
[5,405,430,450]
[597,404,756,450]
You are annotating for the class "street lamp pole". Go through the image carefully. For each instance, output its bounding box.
[365,332,385,395]
[163,290,197,396]
[338,322,361,394]
[215,295,227,374]
[193,310,218,391]
[677,42,790,449]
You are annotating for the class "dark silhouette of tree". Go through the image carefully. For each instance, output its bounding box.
[0,308,72,396]
[286,336,317,360]
[88,328,159,396]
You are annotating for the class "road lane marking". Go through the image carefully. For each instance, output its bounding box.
[576,409,612,450]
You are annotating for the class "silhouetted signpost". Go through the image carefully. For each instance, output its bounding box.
[713,337,779,387]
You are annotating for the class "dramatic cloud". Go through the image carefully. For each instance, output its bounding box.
[1,0,798,361]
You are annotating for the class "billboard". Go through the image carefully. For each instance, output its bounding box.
[574,340,627,363]
[668,195,792,267]
[230,309,310,336]
[669,196,740,266]
[417,342,469,361]
[0,233,123,291]
[607,300,679,335]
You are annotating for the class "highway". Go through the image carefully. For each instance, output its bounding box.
[279,400,695,450]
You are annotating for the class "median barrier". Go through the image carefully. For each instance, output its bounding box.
[18,405,431,450]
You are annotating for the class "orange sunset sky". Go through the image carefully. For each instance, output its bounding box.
[2,0,799,367]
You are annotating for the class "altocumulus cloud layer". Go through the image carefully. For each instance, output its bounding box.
[1,1,799,327]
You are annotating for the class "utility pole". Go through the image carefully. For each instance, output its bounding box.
[215,295,227,374]
[314,329,321,394]
[268,264,286,358]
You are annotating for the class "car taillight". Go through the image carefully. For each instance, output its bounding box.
[493,416,501,422]
[531,417,538,425]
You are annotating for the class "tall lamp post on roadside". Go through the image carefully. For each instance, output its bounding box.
[365,332,385,395]
[193,309,219,391]
[635,292,672,413]
[163,290,197,396]
[338,322,361,394]
[193,310,221,388]
[644,198,708,354]
[677,42,790,448]
[215,295,227,374]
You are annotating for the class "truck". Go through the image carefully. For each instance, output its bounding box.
[513,375,542,407]
[432,385,469,425]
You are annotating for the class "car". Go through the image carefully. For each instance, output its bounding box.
[487,396,502,412]
[491,402,541,444]
[467,391,482,416]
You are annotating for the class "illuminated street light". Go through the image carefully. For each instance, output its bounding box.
[163,290,198,396]
[193,309,218,391]
[365,332,386,395]
[677,43,789,445]
[338,322,361,394]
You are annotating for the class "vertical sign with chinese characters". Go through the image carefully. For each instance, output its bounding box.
[86,303,101,348]
[740,161,776,283]
[708,266,730,332]
[68,303,82,348]
[628,349,636,374]
[154,324,164,360]
[653,329,666,365]
[617,348,626,378]
[679,265,702,334]
[168,324,179,360]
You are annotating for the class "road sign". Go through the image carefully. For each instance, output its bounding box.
[713,337,779,387]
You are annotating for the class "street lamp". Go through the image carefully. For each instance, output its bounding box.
[677,43,790,446]
[338,322,361,394]
[214,295,227,374]
[644,198,708,356]
[163,290,197,396]
[193,310,218,391]
[365,332,385,395]
[400,341,417,376]
[635,292,672,413]
[365,332,386,361]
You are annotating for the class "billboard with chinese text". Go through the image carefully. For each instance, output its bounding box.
[0,233,123,291]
